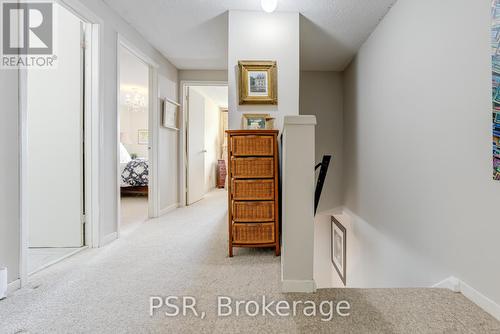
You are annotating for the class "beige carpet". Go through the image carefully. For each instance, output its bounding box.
[1,190,499,333]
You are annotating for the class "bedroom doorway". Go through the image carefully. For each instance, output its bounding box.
[118,43,151,232]
[181,83,229,205]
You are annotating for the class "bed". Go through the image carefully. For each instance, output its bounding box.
[120,143,149,196]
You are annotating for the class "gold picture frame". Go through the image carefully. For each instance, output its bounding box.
[238,61,277,105]
[242,113,270,130]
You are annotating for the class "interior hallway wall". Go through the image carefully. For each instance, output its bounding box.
[0,69,20,283]
[227,11,300,130]
[300,71,344,212]
[179,70,228,83]
[342,0,500,305]
[158,74,180,212]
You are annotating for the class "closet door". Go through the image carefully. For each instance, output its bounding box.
[27,5,84,247]
[186,87,206,205]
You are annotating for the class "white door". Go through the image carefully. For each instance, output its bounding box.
[27,5,84,247]
[187,87,206,205]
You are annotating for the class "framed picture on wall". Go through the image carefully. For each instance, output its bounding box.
[162,98,180,129]
[238,61,277,105]
[242,113,269,130]
[331,216,347,286]
[137,129,149,145]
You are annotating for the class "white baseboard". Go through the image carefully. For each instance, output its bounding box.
[159,203,179,216]
[460,279,500,321]
[281,280,316,293]
[7,279,21,294]
[433,276,500,321]
[432,276,460,292]
[100,232,118,247]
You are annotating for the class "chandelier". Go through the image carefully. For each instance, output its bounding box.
[124,87,147,112]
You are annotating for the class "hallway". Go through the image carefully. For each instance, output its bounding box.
[1,191,499,333]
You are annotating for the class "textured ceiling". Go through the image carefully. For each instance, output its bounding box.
[103,0,397,71]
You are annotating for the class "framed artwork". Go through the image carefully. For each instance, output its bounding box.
[162,98,180,129]
[238,61,277,105]
[331,216,346,286]
[137,129,149,145]
[242,113,269,130]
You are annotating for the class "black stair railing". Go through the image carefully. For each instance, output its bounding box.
[314,155,332,215]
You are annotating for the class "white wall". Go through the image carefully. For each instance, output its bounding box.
[158,74,180,212]
[300,71,344,211]
[0,69,20,283]
[227,11,300,130]
[120,107,149,159]
[179,70,228,83]
[341,0,500,306]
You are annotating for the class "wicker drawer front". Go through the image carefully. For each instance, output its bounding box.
[232,158,274,178]
[232,223,275,244]
[233,201,274,222]
[233,179,274,200]
[231,135,274,156]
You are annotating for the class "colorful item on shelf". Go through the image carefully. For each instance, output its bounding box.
[491,1,500,180]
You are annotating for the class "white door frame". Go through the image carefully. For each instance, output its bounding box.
[116,35,160,237]
[179,80,227,207]
[19,0,103,287]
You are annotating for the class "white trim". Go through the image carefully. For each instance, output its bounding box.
[460,280,500,321]
[159,203,180,216]
[432,276,460,292]
[179,80,228,207]
[281,280,317,293]
[100,232,118,247]
[149,66,160,218]
[19,68,28,288]
[434,276,500,321]
[7,279,21,295]
[165,97,180,107]
[28,247,89,276]
[88,22,102,249]
[118,35,159,69]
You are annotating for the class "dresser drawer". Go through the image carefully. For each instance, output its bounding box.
[232,223,275,244]
[232,179,274,200]
[231,157,274,178]
[232,201,274,222]
[231,135,274,156]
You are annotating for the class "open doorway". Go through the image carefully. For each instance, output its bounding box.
[118,44,151,231]
[183,84,229,205]
[26,4,88,274]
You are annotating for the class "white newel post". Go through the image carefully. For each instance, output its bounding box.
[281,115,317,292]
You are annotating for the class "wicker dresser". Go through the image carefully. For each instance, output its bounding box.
[227,130,280,257]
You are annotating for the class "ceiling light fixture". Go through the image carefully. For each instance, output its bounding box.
[261,0,278,13]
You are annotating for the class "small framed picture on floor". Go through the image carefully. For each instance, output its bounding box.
[331,216,347,286]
